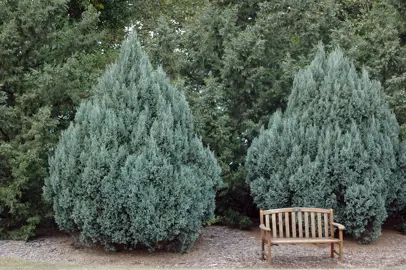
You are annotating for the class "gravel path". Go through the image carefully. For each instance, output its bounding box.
[0,226,405,268]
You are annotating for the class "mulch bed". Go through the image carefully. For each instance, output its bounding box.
[1,225,405,268]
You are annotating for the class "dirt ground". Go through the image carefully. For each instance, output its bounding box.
[0,225,405,269]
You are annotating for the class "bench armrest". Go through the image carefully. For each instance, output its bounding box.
[333,222,345,230]
[259,224,271,231]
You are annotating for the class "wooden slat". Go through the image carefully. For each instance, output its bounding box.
[272,213,277,238]
[261,207,332,215]
[324,213,328,237]
[318,213,322,238]
[304,212,309,238]
[298,212,303,238]
[260,210,264,248]
[330,210,334,238]
[285,212,290,238]
[291,212,296,238]
[278,213,284,238]
[271,237,340,245]
[311,212,316,237]
[265,214,270,230]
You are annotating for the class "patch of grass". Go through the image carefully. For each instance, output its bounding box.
[0,257,141,270]
[0,258,74,270]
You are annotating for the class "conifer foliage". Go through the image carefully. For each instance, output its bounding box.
[246,47,406,243]
[44,33,222,251]
[0,0,104,240]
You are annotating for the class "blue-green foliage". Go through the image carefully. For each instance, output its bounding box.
[246,46,406,243]
[44,33,222,251]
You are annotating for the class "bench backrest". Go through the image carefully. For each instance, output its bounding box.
[260,207,334,238]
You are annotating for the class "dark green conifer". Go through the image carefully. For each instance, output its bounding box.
[246,47,406,243]
[44,33,221,251]
[0,0,105,239]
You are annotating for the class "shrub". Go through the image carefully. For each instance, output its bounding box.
[44,32,222,251]
[246,46,406,243]
[0,0,103,240]
[221,209,253,230]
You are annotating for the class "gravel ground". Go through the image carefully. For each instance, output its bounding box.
[0,226,405,268]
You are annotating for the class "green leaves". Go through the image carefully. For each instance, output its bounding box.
[45,33,222,251]
[0,0,108,240]
[145,0,406,222]
[246,47,406,243]
[2,0,406,241]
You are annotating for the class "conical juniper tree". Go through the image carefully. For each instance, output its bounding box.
[246,46,406,243]
[44,32,222,251]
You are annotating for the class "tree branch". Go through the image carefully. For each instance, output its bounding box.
[0,128,10,142]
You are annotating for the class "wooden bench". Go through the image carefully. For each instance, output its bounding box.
[259,207,345,264]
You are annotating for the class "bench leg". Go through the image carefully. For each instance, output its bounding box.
[330,243,334,258]
[267,232,272,264]
[339,230,343,263]
[261,237,265,260]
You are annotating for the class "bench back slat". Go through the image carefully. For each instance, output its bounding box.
[298,212,303,238]
[324,213,329,237]
[261,208,334,239]
[304,212,310,238]
[330,211,334,239]
[291,212,297,238]
[317,213,322,238]
[285,212,290,238]
[266,214,270,232]
[311,212,316,237]
[278,213,284,238]
[272,213,277,238]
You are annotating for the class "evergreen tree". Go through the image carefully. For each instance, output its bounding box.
[145,0,406,220]
[246,47,406,243]
[44,33,222,251]
[331,0,406,140]
[0,0,108,240]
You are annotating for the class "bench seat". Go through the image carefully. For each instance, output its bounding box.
[270,237,340,245]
